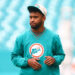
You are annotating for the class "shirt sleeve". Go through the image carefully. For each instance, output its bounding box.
[11,36,28,68]
[52,35,65,66]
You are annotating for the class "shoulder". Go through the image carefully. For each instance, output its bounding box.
[46,28,59,37]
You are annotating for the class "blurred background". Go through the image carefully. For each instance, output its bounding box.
[0,0,75,75]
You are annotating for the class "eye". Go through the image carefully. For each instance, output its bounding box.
[34,16,38,18]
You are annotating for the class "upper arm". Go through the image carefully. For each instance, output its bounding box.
[52,35,65,55]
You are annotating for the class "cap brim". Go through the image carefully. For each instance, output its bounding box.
[27,6,44,15]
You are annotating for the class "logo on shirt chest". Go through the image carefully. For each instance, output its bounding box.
[29,43,44,58]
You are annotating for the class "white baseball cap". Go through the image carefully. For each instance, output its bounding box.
[27,4,47,16]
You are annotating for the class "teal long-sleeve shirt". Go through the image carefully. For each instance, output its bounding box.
[11,28,65,75]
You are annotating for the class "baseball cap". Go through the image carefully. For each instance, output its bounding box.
[27,4,47,16]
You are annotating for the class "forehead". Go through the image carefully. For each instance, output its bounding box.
[30,12,42,16]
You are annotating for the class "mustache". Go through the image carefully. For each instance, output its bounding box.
[30,22,36,25]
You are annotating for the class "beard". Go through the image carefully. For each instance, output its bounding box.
[30,21,43,29]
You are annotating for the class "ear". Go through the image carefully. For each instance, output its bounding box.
[43,16,46,21]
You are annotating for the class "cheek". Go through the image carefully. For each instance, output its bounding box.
[38,19,42,23]
[36,18,41,22]
[30,19,32,23]
[30,18,31,21]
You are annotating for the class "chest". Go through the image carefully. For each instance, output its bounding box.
[22,34,53,60]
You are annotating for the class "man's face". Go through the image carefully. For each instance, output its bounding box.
[30,12,44,29]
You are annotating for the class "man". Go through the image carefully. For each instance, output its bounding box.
[11,4,65,75]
